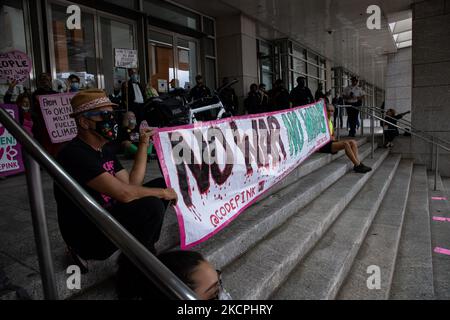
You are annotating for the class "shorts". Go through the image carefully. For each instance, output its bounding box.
[318,141,337,154]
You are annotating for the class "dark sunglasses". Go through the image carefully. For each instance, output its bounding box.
[83,110,116,121]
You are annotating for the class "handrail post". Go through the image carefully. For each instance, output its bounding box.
[337,105,341,141]
[360,106,364,137]
[24,154,58,300]
[370,106,374,159]
[434,141,439,191]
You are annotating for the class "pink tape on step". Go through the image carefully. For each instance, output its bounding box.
[433,216,450,222]
[432,197,448,201]
[434,247,450,256]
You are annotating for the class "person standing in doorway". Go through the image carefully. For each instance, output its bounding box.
[122,68,146,126]
[343,76,365,137]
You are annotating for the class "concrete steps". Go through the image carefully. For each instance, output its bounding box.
[390,165,434,300]
[196,142,375,270]
[428,173,450,300]
[271,153,397,300]
[337,159,414,299]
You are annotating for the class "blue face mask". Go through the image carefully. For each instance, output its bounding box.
[71,83,80,92]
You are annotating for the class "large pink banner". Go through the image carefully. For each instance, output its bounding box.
[0,104,25,177]
[153,99,331,249]
[39,93,77,144]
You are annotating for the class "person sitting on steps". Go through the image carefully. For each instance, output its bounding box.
[318,104,372,174]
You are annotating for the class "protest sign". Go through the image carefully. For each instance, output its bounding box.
[39,93,77,144]
[0,50,33,84]
[153,99,331,249]
[0,104,25,177]
[114,49,138,69]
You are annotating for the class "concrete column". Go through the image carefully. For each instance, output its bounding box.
[411,0,450,176]
[216,14,259,114]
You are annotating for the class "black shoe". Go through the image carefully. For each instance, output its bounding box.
[354,164,371,173]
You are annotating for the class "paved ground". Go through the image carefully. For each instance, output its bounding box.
[0,157,163,287]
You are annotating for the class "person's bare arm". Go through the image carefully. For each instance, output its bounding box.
[87,172,177,204]
[129,128,154,186]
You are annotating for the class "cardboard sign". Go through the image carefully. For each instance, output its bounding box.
[0,50,33,84]
[114,49,138,69]
[38,93,78,144]
[0,104,25,177]
[154,99,331,249]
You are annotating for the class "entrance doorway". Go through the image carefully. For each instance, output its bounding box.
[148,28,199,94]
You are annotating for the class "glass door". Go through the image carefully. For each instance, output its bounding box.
[148,27,199,94]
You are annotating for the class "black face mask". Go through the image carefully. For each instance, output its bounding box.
[93,118,118,141]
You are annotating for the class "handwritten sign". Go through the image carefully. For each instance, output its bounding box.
[0,104,25,177]
[114,48,138,69]
[39,93,78,144]
[154,100,331,249]
[0,51,32,84]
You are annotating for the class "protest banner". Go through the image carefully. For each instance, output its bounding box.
[39,93,77,144]
[153,99,331,249]
[0,50,33,84]
[114,48,138,69]
[0,104,25,177]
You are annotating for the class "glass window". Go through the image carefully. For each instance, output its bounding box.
[203,17,215,37]
[292,43,306,60]
[51,4,97,90]
[100,18,135,94]
[144,0,200,31]
[148,31,174,94]
[308,78,319,95]
[103,0,139,10]
[308,64,319,78]
[205,57,216,89]
[204,38,215,57]
[0,0,33,94]
[177,38,197,90]
[293,57,306,74]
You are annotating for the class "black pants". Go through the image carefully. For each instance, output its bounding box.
[347,103,360,136]
[384,129,399,143]
[72,178,168,260]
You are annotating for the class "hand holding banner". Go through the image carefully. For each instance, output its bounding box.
[153,100,331,249]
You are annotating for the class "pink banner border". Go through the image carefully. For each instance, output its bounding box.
[153,99,331,249]
[0,104,25,177]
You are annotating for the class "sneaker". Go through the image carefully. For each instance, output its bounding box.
[360,163,372,172]
[354,164,371,173]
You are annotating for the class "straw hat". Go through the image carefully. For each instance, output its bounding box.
[70,89,118,118]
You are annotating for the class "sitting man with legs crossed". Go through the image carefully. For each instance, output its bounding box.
[318,104,372,174]
[54,90,178,294]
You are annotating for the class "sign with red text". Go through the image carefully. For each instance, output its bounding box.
[39,93,77,143]
[0,104,25,177]
[154,99,331,249]
[0,51,33,84]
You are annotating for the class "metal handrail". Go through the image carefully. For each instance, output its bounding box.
[360,105,450,148]
[335,104,449,190]
[0,108,198,300]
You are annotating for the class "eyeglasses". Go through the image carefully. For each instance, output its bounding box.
[83,110,115,121]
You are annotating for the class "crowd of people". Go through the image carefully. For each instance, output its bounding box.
[2,68,414,299]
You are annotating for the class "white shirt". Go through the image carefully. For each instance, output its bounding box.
[343,85,365,103]
[132,83,144,104]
